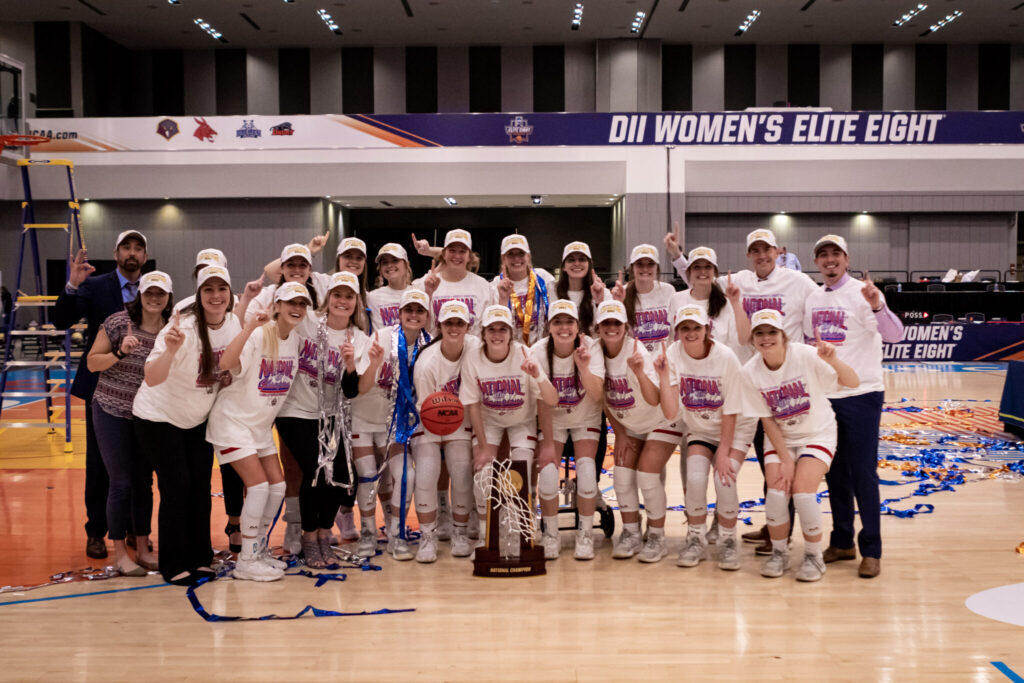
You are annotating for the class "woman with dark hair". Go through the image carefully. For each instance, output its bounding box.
[87,271,173,576]
[133,266,241,585]
[668,246,750,357]
[554,241,609,336]
[612,244,675,352]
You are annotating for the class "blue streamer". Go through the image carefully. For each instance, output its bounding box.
[991,662,1024,683]
[285,569,347,587]
[388,328,429,541]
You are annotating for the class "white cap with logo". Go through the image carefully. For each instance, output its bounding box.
[376,243,408,262]
[115,230,147,249]
[280,243,313,265]
[561,241,592,262]
[196,265,231,289]
[595,300,628,324]
[139,270,173,294]
[813,234,848,256]
[629,244,659,265]
[275,281,312,303]
[500,234,530,255]
[400,288,430,311]
[547,299,579,321]
[194,248,226,268]
[328,271,360,293]
[687,246,718,269]
[444,229,472,249]
[438,300,471,324]
[337,237,367,256]
[674,304,709,327]
[746,229,778,250]
[750,308,784,331]
[481,304,514,329]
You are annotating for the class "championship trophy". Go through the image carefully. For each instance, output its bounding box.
[472,458,546,577]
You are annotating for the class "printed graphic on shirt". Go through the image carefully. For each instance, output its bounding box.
[379,304,401,327]
[810,308,848,344]
[605,375,635,411]
[633,308,670,348]
[477,376,526,413]
[296,338,343,386]
[759,378,810,425]
[433,295,477,324]
[377,361,396,395]
[258,357,296,396]
[680,375,724,419]
[196,347,226,390]
[439,375,462,396]
[552,374,584,410]
[743,295,785,319]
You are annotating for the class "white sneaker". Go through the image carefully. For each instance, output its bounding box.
[356,528,377,558]
[233,557,284,582]
[706,513,719,545]
[451,528,473,558]
[388,535,414,561]
[795,553,826,582]
[675,532,707,568]
[415,531,438,564]
[283,522,302,556]
[638,534,668,563]
[761,548,790,578]
[717,536,741,571]
[612,528,643,559]
[573,530,595,561]
[437,499,453,541]
[258,538,288,570]
[468,508,480,540]
[542,533,560,560]
[336,510,358,542]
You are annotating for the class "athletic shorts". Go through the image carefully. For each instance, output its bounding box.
[477,423,537,451]
[552,423,602,444]
[351,417,390,448]
[626,418,684,445]
[214,443,277,466]
[764,430,837,470]
[687,430,750,455]
[410,424,473,446]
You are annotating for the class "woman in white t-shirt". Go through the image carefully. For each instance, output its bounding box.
[612,244,676,352]
[415,229,495,336]
[206,281,311,582]
[667,246,750,357]
[740,309,859,583]
[461,305,557,544]
[529,300,605,561]
[132,265,241,586]
[661,304,756,572]
[366,243,416,332]
[352,289,432,561]
[492,234,556,346]
[553,241,610,336]
[274,272,367,568]
[596,300,683,564]
[408,300,478,562]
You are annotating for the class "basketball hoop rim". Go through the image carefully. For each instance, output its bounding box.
[0,134,50,150]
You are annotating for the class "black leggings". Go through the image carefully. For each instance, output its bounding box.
[220,462,244,517]
[133,417,213,582]
[275,417,356,533]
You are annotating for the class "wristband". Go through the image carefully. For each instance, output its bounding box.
[65,281,79,293]
[871,305,884,313]
[112,347,125,359]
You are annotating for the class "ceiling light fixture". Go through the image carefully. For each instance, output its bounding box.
[443,196,458,206]
[167,0,180,5]
[571,3,583,30]
[194,18,223,39]
[922,9,962,35]
[317,8,342,33]
[630,10,646,33]
[893,3,927,27]
[735,9,760,35]
[531,195,542,205]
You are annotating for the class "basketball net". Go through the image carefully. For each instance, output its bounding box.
[474,459,537,544]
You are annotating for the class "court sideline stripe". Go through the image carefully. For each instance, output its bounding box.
[992,662,1024,683]
[0,582,173,606]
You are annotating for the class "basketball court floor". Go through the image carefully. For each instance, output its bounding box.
[1,362,1022,681]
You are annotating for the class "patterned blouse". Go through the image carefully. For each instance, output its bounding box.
[93,310,159,419]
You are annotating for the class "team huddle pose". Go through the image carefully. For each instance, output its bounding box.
[69,223,901,585]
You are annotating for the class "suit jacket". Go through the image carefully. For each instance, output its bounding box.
[53,270,127,400]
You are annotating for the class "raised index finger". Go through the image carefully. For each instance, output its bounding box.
[173,310,181,327]
[814,327,822,344]
[863,270,872,283]
[633,338,638,353]
[521,346,529,361]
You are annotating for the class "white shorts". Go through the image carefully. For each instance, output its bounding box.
[477,423,537,451]
[410,424,473,445]
[552,424,603,444]
[214,443,277,466]
[686,430,750,455]
[625,418,685,445]
[764,434,837,470]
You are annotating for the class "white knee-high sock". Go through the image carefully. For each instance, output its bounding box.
[260,481,287,540]
[445,442,473,519]
[413,444,441,517]
[240,482,269,560]
[389,453,414,513]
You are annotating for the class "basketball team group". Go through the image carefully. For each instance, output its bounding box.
[56,223,904,587]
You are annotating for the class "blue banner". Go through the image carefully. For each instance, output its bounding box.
[883,323,1024,362]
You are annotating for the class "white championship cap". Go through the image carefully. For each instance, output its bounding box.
[275,281,312,303]
[115,230,147,249]
[194,248,226,268]
[629,243,659,265]
[443,229,472,249]
[562,241,593,262]
[746,229,778,250]
[481,304,514,329]
[686,246,718,269]
[196,265,231,289]
[337,237,367,256]
[376,243,408,262]
[595,300,628,324]
[139,270,173,294]
[750,308,784,331]
[674,304,709,327]
[400,288,430,310]
[813,234,848,256]
[547,299,579,321]
[280,243,313,265]
[500,234,530,255]
[328,271,360,293]
[438,300,471,324]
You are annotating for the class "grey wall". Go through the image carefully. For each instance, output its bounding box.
[692,45,724,111]
[373,46,405,114]
[501,45,532,112]
[310,48,343,114]
[756,45,786,107]
[820,44,851,110]
[438,46,469,113]
[0,21,37,118]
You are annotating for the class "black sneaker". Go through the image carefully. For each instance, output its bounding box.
[86,536,108,559]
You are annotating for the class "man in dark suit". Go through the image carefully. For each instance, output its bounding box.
[54,230,148,559]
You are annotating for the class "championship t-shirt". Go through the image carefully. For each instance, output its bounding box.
[412,335,480,439]
[366,285,413,332]
[722,267,818,351]
[667,290,742,357]
[490,268,557,345]
[630,281,676,351]
[350,325,428,431]
[460,340,542,429]
[413,272,494,336]
[667,339,746,442]
[601,340,676,434]
[529,335,605,430]
[804,279,884,398]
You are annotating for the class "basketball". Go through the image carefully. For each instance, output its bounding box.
[419,391,464,436]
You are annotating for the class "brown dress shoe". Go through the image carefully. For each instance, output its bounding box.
[755,538,773,556]
[742,525,768,544]
[823,546,857,563]
[858,557,881,578]
[86,536,108,559]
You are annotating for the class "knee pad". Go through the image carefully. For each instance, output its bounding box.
[241,482,270,536]
[637,470,667,521]
[413,447,441,514]
[678,453,687,488]
[444,443,474,516]
[684,455,711,517]
[713,459,742,520]
[354,456,378,512]
[538,463,559,501]
[792,492,823,537]
[612,466,639,513]
[261,481,287,530]
[765,488,791,527]
[510,447,533,464]
[575,458,598,499]
[389,455,414,508]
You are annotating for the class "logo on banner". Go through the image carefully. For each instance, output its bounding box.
[505,116,533,144]
[270,122,294,136]
[193,117,218,143]
[156,118,179,140]
[236,120,262,138]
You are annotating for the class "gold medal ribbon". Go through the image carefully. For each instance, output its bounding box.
[508,270,537,344]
